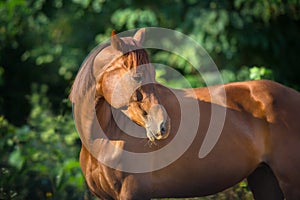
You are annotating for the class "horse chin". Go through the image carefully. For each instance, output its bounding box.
[147,133,156,142]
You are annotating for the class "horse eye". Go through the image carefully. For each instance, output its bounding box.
[132,74,142,83]
[135,90,143,102]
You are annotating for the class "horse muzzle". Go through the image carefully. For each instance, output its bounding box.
[145,104,170,141]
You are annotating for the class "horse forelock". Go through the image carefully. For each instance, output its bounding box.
[112,49,150,71]
[99,37,149,73]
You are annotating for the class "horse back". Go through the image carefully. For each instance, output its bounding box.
[197,80,300,127]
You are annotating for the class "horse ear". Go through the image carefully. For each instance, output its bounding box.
[111,30,125,52]
[133,28,146,44]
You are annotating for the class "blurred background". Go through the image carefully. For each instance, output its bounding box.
[0,0,299,199]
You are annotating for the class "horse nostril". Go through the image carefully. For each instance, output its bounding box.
[160,123,166,135]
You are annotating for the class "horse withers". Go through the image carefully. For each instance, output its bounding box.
[70,29,300,200]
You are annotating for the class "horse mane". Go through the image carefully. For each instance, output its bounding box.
[69,43,110,103]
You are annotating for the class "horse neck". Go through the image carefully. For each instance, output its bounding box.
[95,97,126,139]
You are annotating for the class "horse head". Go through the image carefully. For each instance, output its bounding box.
[94,29,170,142]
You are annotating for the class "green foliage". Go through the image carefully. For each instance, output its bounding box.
[220,66,274,84]
[111,8,158,29]
[0,86,85,200]
[181,0,300,87]
[249,66,273,80]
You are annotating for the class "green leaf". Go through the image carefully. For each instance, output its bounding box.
[9,148,25,170]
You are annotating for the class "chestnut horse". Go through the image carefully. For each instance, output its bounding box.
[70,29,300,200]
